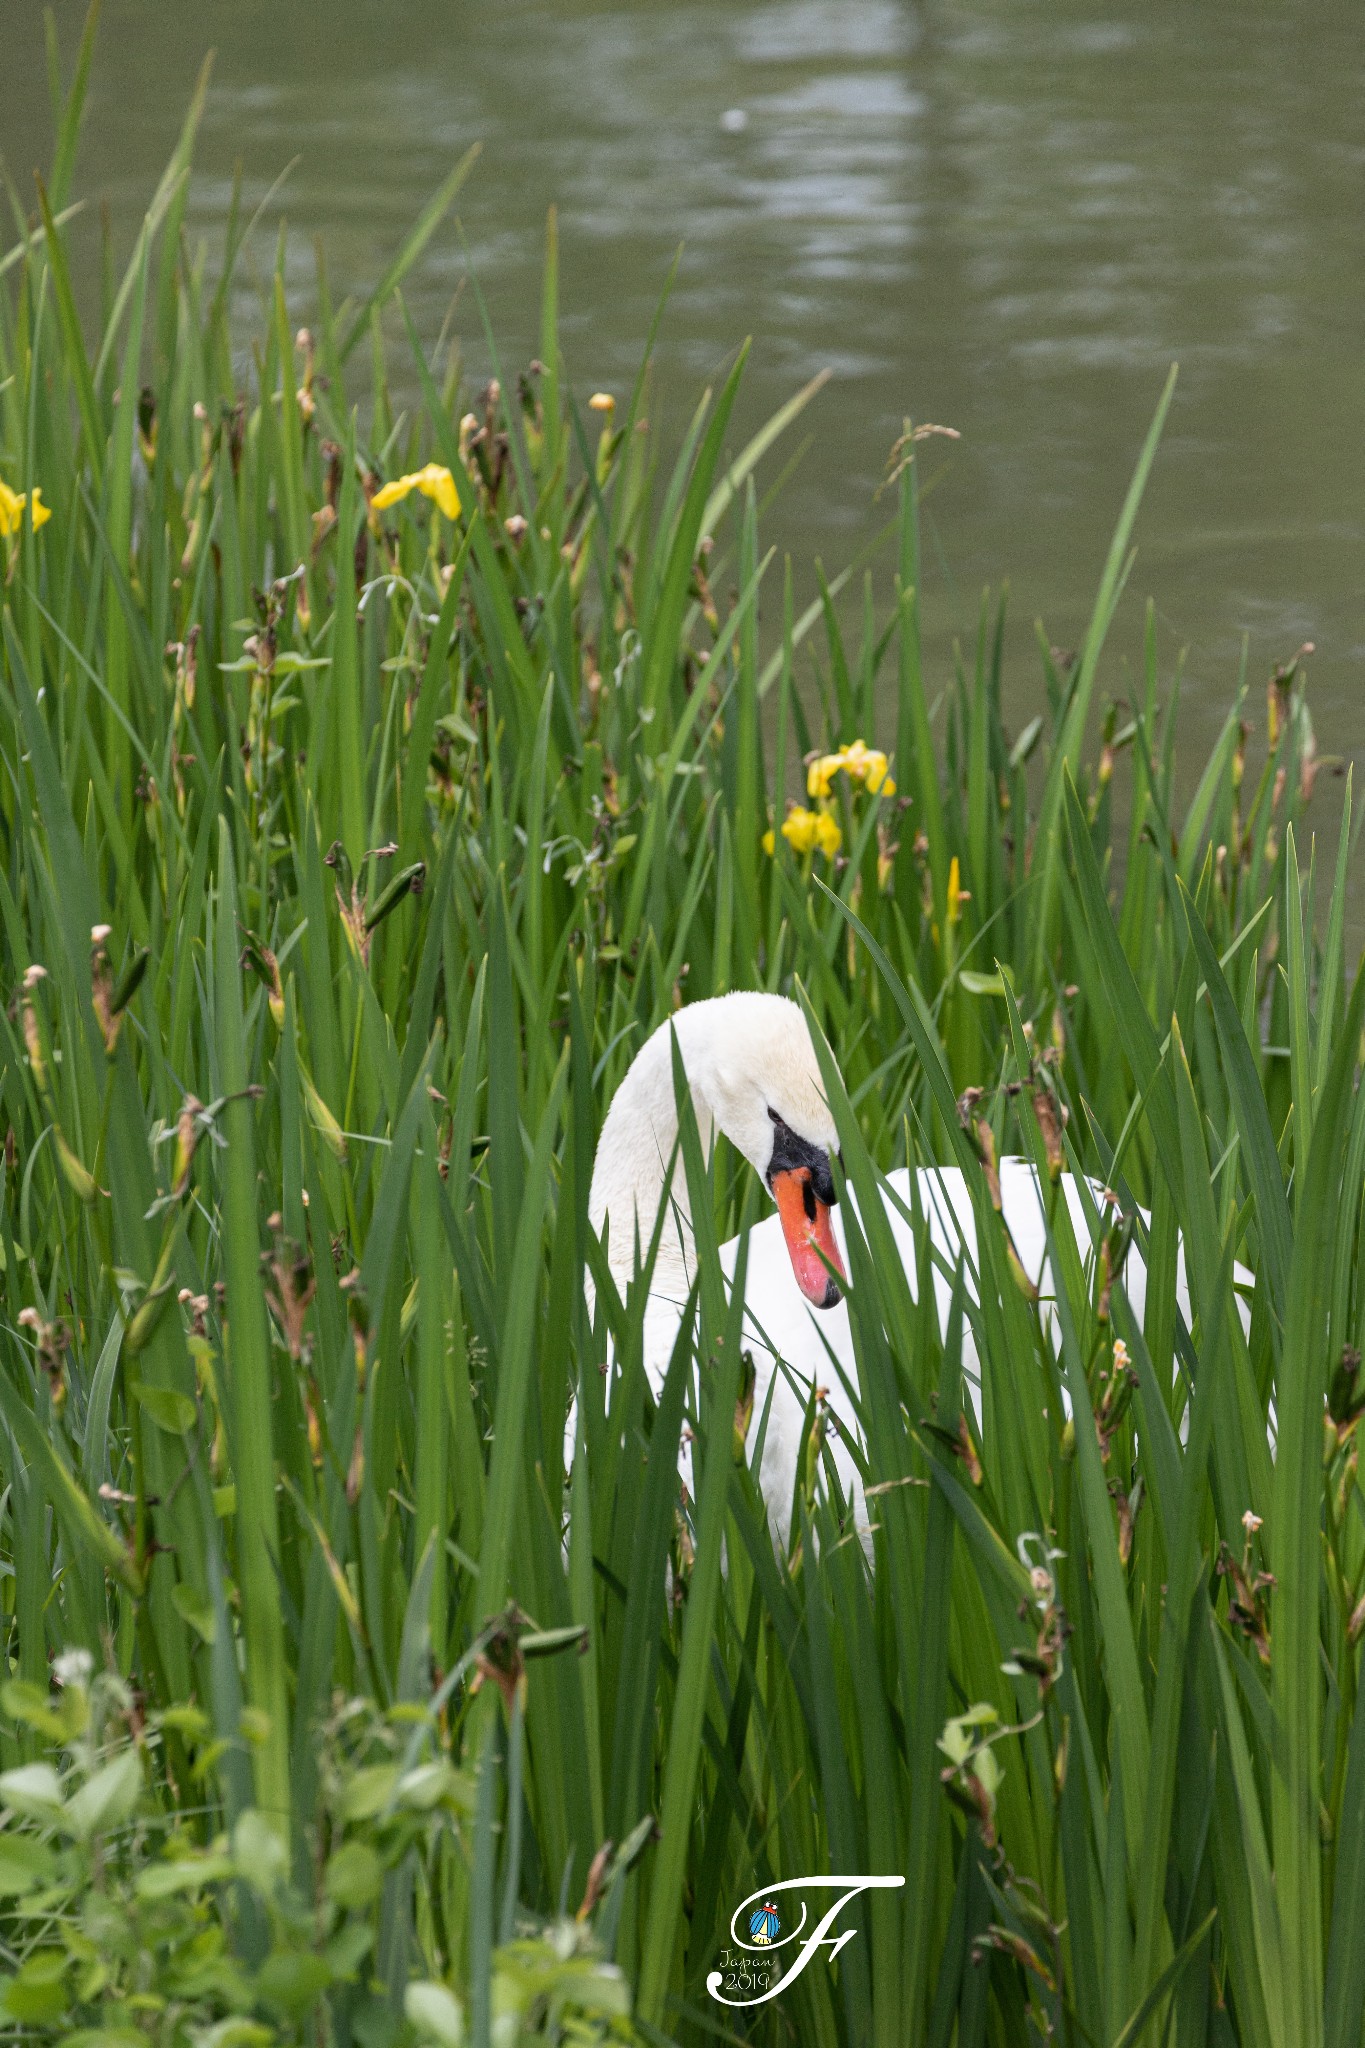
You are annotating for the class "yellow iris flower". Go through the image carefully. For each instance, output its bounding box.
[0,476,52,536]
[946,855,963,925]
[807,739,895,799]
[370,462,461,521]
[762,806,843,859]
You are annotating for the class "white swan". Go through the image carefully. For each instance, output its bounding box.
[585,991,1233,1538]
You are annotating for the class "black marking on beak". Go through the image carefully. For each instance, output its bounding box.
[766,1107,837,1208]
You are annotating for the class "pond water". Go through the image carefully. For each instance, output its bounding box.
[4,0,1363,780]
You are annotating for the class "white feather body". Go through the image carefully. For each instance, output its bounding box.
[639,1162,1192,1538]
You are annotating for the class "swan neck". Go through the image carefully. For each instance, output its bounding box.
[588,1017,716,1298]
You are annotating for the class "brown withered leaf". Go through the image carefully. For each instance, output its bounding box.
[1031,1087,1064,1181]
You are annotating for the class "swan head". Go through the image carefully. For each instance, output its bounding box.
[683,993,846,1309]
[591,993,847,1309]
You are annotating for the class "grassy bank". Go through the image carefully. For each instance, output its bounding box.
[1,26,1363,2048]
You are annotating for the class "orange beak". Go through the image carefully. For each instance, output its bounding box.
[772,1167,845,1308]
